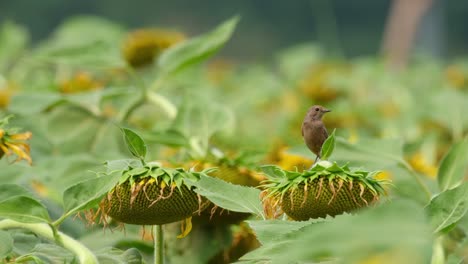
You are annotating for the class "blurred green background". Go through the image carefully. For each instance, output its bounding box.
[1,0,467,60]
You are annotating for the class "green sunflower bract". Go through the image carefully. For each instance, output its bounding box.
[261,160,388,220]
[100,161,209,225]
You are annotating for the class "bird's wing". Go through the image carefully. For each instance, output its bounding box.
[322,125,328,140]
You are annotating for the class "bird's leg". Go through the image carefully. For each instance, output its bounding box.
[314,155,320,163]
[308,155,320,170]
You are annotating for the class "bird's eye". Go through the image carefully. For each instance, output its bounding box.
[315,107,319,111]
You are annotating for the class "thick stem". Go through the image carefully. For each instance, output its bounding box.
[0,219,98,264]
[154,225,164,264]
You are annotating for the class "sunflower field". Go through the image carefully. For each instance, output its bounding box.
[0,15,467,264]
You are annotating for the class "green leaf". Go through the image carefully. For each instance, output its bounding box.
[241,200,432,264]
[246,219,326,245]
[0,230,13,258]
[0,21,29,71]
[8,93,62,115]
[0,196,50,223]
[172,97,234,156]
[0,184,31,202]
[158,16,239,75]
[63,173,121,215]
[320,129,336,160]
[121,128,147,160]
[143,129,188,147]
[193,174,263,217]
[438,138,468,191]
[426,182,468,233]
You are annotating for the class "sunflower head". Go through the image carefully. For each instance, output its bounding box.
[0,116,32,164]
[261,161,387,220]
[122,28,186,68]
[97,160,209,227]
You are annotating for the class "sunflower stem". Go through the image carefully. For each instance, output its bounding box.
[154,225,164,264]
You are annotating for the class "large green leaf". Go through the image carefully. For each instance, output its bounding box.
[62,173,121,216]
[0,184,31,202]
[333,137,405,170]
[0,230,13,258]
[438,138,468,191]
[8,93,62,115]
[240,200,432,264]
[121,128,147,160]
[426,182,468,233]
[158,16,239,75]
[193,175,263,217]
[246,219,326,245]
[0,196,50,223]
[0,184,50,223]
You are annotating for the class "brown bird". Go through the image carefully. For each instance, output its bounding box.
[302,105,331,162]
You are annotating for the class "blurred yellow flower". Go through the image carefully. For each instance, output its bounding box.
[298,64,341,103]
[274,147,313,171]
[0,128,32,164]
[445,65,465,89]
[122,28,186,68]
[59,72,103,94]
[408,152,437,178]
[375,171,392,181]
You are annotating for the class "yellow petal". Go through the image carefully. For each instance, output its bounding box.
[4,142,32,164]
[177,217,192,239]
[9,131,32,141]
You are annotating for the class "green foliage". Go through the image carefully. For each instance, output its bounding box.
[158,16,239,75]
[320,128,336,160]
[427,182,468,233]
[0,184,50,223]
[241,200,432,264]
[437,137,468,191]
[1,13,468,264]
[193,174,263,217]
[121,127,147,160]
[0,230,13,258]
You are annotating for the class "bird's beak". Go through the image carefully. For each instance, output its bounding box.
[323,108,331,113]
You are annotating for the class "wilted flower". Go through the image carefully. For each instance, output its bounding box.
[122,28,186,68]
[0,117,32,164]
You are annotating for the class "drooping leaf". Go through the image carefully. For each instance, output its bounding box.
[320,129,336,160]
[426,182,468,233]
[62,173,121,215]
[121,128,147,160]
[158,16,239,75]
[437,138,468,191]
[0,196,50,223]
[0,230,13,258]
[193,174,263,217]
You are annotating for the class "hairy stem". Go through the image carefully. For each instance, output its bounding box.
[0,219,98,264]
